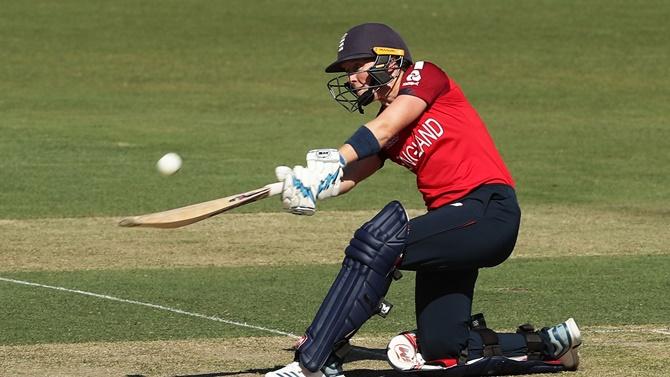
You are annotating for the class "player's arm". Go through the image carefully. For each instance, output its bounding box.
[278,91,425,215]
[339,94,427,164]
[338,155,384,195]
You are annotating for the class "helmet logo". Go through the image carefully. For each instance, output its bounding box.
[338,33,348,52]
[373,47,405,56]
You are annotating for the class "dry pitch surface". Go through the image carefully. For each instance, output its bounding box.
[2,329,668,377]
[1,205,669,376]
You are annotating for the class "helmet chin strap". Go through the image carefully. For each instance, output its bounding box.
[356,89,375,114]
[355,55,402,114]
[355,73,401,114]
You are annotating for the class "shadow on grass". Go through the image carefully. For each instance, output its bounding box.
[166,369,404,377]
[126,346,402,377]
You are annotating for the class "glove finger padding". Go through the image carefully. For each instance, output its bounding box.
[275,165,293,181]
[280,165,317,216]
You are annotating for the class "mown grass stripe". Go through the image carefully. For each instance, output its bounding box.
[2,254,668,346]
[0,276,298,339]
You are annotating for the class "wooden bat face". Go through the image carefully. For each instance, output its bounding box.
[118,182,283,229]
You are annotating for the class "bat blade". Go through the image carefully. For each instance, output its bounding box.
[119,182,283,229]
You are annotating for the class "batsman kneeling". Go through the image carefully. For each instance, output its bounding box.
[268,23,581,377]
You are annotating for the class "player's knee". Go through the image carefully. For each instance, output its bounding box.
[345,200,409,271]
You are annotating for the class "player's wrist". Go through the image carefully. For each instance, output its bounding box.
[345,125,380,160]
[338,152,347,167]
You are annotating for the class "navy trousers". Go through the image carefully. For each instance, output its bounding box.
[399,184,527,361]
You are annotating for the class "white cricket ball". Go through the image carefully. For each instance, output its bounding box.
[156,152,182,176]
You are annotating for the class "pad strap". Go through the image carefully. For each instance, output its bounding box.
[517,324,545,360]
[471,313,503,357]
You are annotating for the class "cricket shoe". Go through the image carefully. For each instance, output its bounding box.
[541,318,582,370]
[386,331,457,371]
[265,361,344,377]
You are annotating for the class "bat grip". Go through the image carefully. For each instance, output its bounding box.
[265,182,284,196]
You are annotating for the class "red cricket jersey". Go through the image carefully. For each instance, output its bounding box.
[380,61,514,209]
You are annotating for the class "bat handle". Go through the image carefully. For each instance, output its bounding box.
[265,182,284,196]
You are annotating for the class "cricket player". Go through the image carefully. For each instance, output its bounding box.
[268,23,581,377]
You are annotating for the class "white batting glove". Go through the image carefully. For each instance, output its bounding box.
[305,149,345,200]
[275,165,317,216]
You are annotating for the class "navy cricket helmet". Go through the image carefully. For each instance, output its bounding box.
[325,23,413,113]
[325,23,413,73]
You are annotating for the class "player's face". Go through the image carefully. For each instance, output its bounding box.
[341,59,376,95]
[326,57,400,113]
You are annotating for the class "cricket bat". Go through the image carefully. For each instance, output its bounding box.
[118,182,284,229]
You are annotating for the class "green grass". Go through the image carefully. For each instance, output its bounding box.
[2,254,668,345]
[0,1,668,375]
[1,0,669,218]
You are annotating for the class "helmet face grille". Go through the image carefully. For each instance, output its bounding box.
[326,56,405,113]
[327,74,362,113]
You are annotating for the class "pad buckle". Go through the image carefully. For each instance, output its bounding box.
[377,299,393,318]
[471,312,487,329]
[517,323,544,360]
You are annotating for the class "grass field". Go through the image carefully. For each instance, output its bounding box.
[1,1,668,376]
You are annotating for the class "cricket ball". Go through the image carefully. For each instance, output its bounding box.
[156,152,182,176]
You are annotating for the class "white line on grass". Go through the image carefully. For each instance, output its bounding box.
[5,276,670,342]
[588,327,670,336]
[0,276,299,339]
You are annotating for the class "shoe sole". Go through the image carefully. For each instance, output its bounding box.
[560,318,582,371]
[565,318,582,347]
[558,347,580,371]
